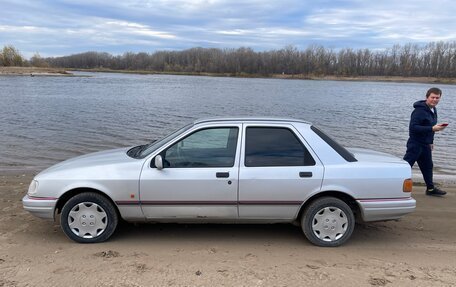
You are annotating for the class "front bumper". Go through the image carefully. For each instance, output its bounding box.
[357,197,416,222]
[22,195,58,220]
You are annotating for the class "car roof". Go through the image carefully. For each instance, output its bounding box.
[193,117,312,125]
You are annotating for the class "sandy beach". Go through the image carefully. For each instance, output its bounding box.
[0,67,71,76]
[0,172,455,286]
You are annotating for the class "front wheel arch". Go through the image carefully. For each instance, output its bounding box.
[55,188,119,219]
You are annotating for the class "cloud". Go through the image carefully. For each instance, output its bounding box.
[0,0,455,57]
[99,20,177,39]
[305,3,456,45]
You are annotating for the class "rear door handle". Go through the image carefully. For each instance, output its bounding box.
[216,172,230,178]
[299,172,313,178]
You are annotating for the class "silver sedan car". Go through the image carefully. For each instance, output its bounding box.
[23,118,415,247]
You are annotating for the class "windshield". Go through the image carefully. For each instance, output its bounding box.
[137,123,194,158]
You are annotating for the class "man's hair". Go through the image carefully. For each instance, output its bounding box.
[426,87,442,98]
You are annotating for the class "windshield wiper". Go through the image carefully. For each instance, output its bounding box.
[133,144,147,157]
[133,140,157,158]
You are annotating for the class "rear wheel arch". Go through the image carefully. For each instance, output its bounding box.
[296,191,360,222]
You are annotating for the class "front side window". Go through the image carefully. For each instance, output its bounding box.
[163,127,239,168]
[245,127,315,167]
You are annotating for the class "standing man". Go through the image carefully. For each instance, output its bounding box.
[404,87,447,196]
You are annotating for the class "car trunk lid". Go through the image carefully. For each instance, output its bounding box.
[347,148,405,164]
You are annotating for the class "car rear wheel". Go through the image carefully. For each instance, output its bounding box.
[301,197,355,247]
[61,192,118,243]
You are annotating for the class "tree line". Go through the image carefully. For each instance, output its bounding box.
[2,42,456,78]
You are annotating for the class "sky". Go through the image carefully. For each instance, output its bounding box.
[1,0,455,58]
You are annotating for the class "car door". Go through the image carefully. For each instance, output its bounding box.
[139,125,241,219]
[238,124,324,219]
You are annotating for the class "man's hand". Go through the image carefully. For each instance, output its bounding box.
[432,124,446,132]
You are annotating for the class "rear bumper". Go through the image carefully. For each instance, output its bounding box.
[356,197,416,222]
[22,195,57,220]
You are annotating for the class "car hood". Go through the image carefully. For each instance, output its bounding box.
[347,148,406,164]
[37,147,136,176]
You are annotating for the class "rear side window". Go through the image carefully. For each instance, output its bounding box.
[245,127,316,167]
[311,126,357,162]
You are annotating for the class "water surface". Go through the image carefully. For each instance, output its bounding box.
[1,72,455,178]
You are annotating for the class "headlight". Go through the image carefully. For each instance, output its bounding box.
[27,180,39,196]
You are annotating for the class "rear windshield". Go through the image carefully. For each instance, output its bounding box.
[311,126,357,162]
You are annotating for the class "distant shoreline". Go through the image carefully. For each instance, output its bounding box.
[71,68,456,84]
[2,66,455,84]
[0,66,72,76]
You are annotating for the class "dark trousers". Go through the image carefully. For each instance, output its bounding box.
[403,139,434,189]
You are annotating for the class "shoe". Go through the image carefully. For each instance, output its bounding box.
[426,187,447,197]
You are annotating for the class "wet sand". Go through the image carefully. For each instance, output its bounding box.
[1,173,455,286]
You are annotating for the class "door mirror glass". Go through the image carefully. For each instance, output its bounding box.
[155,155,164,170]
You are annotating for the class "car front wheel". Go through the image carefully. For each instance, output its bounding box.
[301,197,355,247]
[61,192,118,243]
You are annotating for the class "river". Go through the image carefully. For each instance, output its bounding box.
[1,72,455,180]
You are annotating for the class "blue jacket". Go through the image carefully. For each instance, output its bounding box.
[408,100,437,144]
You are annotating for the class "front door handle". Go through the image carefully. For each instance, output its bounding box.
[299,172,313,178]
[216,172,230,178]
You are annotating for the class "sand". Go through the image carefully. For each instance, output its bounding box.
[1,173,455,286]
[0,67,71,76]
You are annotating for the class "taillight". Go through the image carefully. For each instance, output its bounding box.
[403,178,413,193]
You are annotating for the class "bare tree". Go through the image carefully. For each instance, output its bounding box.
[30,53,49,67]
[36,41,456,78]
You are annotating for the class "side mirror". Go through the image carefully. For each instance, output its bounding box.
[155,155,164,170]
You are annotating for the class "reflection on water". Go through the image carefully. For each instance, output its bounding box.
[1,72,455,177]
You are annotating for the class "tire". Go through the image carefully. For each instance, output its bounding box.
[60,192,118,243]
[301,197,355,247]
